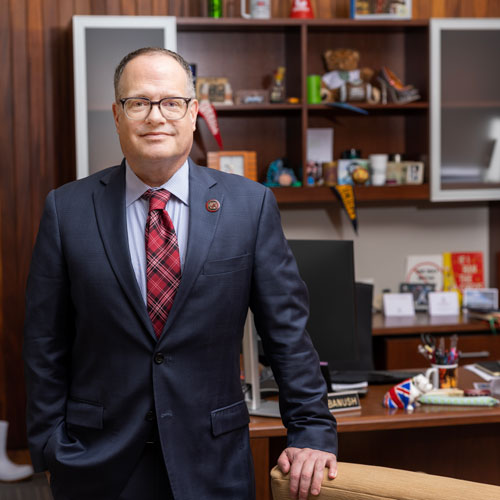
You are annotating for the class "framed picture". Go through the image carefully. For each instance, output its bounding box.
[351,0,412,20]
[207,151,258,181]
[399,282,435,311]
[196,77,233,105]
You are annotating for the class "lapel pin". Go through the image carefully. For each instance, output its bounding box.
[206,199,220,212]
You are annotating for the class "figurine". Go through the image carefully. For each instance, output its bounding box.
[321,49,379,104]
[270,67,286,103]
[377,66,420,104]
[264,158,301,187]
[383,373,433,411]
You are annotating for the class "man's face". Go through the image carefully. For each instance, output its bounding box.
[112,53,198,170]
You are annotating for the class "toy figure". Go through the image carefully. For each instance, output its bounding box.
[321,49,380,104]
[383,373,433,411]
[264,158,301,187]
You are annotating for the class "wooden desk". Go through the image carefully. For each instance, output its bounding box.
[249,368,500,500]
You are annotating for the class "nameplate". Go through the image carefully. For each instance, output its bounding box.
[327,391,361,413]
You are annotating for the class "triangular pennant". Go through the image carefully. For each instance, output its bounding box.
[331,185,358,234]
[198,100,223,150]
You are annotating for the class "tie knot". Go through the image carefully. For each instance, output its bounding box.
[142,189,171,212]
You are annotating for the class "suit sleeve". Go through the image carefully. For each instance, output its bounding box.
[249,188,338,455]
[23,190,73,471]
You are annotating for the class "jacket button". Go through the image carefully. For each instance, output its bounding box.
[145,410,155,422]
[154,352,164,364]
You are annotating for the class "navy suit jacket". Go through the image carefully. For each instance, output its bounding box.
[23,160,337,500]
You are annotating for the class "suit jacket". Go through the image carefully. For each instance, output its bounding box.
[23,159,337,500]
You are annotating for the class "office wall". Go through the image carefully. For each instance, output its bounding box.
[282,204,490,304]
[2,0,500,448]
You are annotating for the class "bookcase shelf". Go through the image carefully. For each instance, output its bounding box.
[177,17,430,205]
[272,184,430,204]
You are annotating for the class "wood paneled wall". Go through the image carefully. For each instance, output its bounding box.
[1,0,500,449]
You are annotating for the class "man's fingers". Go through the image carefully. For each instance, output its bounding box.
[296,454,316,500]
[309,459,327,496]
[326,456,338,479]
[288,451,307,498]
[277,449,292,474]
[279,448,337,499]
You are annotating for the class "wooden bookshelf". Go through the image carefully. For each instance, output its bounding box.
[177,18,430,204]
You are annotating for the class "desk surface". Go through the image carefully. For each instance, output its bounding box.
[249,368,500,438]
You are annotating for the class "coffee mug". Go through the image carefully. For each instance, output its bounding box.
[241,0,271,19]
[369,154,388,186]
[425,364,458,389]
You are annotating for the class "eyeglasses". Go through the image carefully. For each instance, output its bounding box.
[119,97,193,121]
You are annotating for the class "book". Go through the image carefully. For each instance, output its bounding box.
[474,361,500,377]
[443,252,484,303]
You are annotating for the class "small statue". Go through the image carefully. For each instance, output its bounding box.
[270,67,286,103]
[383,373,433,412]
[264,158,301,187]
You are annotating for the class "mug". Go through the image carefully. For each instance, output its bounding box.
[425,364,458,389]
[369,154,388,186]
[307,75,322,104]
[241,0,271,19]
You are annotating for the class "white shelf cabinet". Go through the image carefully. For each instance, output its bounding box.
[72,16,177,179]
[430,18,500,201]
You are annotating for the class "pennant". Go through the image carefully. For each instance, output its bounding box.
[198,100,223,150]
[331,185,358,234]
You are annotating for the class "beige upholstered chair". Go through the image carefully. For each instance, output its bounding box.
[270,463,500,500]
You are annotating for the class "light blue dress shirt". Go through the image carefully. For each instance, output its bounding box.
[125,160,189,304]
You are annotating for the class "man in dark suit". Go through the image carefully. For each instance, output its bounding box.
[23,48,337,500]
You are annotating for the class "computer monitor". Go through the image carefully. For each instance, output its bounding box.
[288,239,359,370]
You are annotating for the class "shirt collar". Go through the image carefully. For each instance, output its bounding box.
[125,160,190,208]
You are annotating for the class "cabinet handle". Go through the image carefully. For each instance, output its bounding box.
[460,350,490,359]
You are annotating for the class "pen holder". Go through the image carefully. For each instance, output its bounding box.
[425,364,458,389]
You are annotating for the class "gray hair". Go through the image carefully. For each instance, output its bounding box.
[114,47,196,101]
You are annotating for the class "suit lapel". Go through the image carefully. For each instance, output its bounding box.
[160,161,223,336]
[93,162,156,340]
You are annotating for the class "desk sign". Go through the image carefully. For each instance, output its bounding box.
[383,293,415,317]
[327,391,361,413]
[428,291,460,316]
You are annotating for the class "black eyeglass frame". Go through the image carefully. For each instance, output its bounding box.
[119,96,193,121]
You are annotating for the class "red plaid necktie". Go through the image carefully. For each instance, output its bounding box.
[142,189,181,338]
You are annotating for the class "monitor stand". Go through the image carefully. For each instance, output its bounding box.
[243,312,281,418]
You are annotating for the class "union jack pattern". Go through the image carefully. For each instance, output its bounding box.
[142,189,181,338]
[383,378,412,409]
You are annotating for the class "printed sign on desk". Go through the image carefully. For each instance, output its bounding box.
[383,293,415,317]
[428,291,460,316]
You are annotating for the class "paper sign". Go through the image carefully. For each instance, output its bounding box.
[428,291,460,316]
[306,128,333,163]
[405,254,443,291]
[383,293,415,317]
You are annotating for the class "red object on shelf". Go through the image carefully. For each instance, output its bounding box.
[289,0,314,18]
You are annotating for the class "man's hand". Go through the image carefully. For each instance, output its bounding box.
[277,447,337,499]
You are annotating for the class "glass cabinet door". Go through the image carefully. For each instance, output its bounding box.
[73,16,176,179]
[430,18,500,201]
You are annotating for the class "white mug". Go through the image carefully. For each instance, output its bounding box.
[241,0,271,19]
[425,364,458,389]
[369,154,388,186]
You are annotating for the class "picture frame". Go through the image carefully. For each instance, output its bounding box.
[196,77,233,105]
[207,151,258,181]
[462,288,499,311]
[399,282,435,311]
[351,0,412,20]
